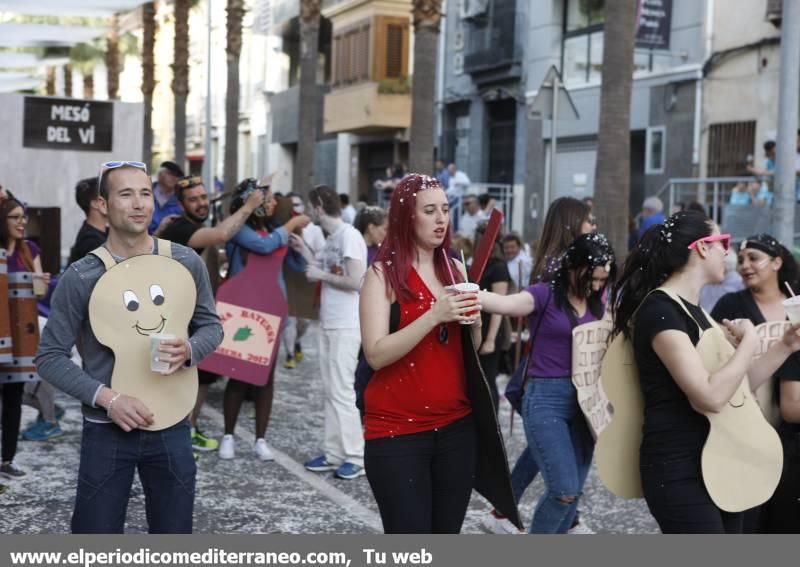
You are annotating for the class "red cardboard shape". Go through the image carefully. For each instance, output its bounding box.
[469,208,504,283]
[199,247,288,385]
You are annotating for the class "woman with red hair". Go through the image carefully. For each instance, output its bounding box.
[359,174,518,533]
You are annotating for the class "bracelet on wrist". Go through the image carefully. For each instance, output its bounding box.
[106,392,121,418]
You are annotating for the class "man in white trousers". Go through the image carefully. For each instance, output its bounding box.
[291,184,367,480]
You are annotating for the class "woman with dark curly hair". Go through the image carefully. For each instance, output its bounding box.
[481,233,616,533]
[711,234,800,532]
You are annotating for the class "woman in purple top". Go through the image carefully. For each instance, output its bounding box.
[354,206,387,266]
[480,233,616,533]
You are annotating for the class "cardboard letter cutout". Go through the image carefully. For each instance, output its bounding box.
[571,316,614,439]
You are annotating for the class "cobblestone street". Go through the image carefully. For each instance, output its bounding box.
[0,324,658,534]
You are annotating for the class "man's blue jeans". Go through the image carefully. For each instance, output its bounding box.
[71,418,196,534]
[522,378,594,534]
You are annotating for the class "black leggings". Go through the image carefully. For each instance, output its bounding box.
[365,414,476,534]
[223,364,276,439]
[640,455,743,534]
[761,429,800,533]
[1,383,24,463]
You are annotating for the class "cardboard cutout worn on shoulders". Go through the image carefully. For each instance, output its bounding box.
[88,240,198,431]
[593,288,783,511]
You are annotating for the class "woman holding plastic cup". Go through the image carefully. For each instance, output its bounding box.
[710,234,800,532]
[479,233,616,533]
[612,213,800,533]
[359,173,484,533]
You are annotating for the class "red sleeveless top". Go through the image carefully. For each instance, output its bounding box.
[363,268,472,440]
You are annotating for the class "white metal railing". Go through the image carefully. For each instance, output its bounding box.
[377,182,525,238]
[655,176,800,242]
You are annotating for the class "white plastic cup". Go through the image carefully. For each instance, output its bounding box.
[784,297,800,324]
[32,274,47,297]
[446,282,480,325]
[150,332,175,373]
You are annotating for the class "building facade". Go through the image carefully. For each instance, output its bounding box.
[438,0,784,240]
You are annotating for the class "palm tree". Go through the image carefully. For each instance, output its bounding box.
[224,0,246,191]
[173,0,191,168]
[142,2,157,167]
[293,0,321,195]
[64,64,73,97]
[408,0,441,175]
[593,0,637,258]
[45,66,56,95]
[69,42,104,98]
[106,14,121,99]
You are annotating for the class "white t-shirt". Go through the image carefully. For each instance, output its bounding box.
[341,205,357,225]
[320,223,367,329]
[447,171,471,198]
[458,210,487,239]
[303,223,326,261]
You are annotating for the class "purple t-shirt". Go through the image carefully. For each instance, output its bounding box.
[525,282,601,378]
[8,240,39,273]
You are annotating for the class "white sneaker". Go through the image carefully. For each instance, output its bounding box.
[254,438,275,461]
[481,510,523,534]
[218,434,235,460]
[567,521,595,534]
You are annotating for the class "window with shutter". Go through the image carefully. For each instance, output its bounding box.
[332,20,372,86]
[374,17,409,82]
[707,121,756,177]
[385,24,403,78]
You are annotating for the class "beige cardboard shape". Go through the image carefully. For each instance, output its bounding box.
[752,321,791,428]
[596,288,783,511]
[697,321,783,512]
[88,242,198,431]
[572,315,614,439]
[595,329,644,499]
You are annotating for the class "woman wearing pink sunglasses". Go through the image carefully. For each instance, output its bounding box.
[610,211,800,533]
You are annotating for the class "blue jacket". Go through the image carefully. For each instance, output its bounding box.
[225,225,306,298]
[637,211,666,241]
[149,183,183,234]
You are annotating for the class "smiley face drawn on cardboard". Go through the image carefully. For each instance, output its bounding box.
[88,246,198,431]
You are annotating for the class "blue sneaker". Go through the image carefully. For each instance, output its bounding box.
[22,421,63,441]
[304,455,338,472]
[30,405,65,427]
[335,462,365,480]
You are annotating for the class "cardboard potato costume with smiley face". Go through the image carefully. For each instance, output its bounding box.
[88,240,198,431]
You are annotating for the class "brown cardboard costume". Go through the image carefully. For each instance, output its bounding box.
[596,288,783,512]
[88,240,198,431]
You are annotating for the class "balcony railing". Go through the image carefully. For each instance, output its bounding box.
[463,0,519,74]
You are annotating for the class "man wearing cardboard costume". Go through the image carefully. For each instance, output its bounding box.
[35,162,223,534]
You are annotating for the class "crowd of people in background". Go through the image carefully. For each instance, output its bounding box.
[3,153,800,536]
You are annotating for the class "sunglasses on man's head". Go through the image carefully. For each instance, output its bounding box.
[177,175,203,190]
[97,161,148,190]
[687,233,732,252]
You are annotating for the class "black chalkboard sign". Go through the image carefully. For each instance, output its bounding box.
[636,0,672,50]
[23,96,113,152]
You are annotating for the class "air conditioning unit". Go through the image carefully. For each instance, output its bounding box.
[460,0,489,20]
[766,0,782,27]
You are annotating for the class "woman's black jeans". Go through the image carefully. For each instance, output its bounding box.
[640,455,743,534]
[365,414,476,534]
